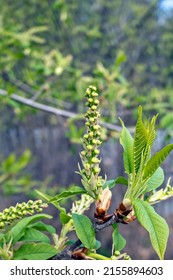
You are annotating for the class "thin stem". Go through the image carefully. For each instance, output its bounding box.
[86,252,111,260]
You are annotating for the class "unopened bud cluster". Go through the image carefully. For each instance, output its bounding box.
[148,178,173,204]
[79,86,104,198]
[0,200,48,229]
[71,194,94,214]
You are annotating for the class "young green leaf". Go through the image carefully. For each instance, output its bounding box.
[50,186,86,202]
[133,106,157,175]
[19,228,50,244]
[35,190,66,213]
[119,118,134,174]
[103,177,128,189]
[133,106,148,174]
[13,243,58,260]
[28,221,56,234]
[133,199,169,259]
[72,213,96,249]
[60,213,71,224]
[143,144,173,181]
[145,167,164,193]
[112,224,126,252]
[5,214,52,244]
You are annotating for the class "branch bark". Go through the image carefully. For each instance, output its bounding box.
[0,89,133,132]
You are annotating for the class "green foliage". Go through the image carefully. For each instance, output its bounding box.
[13,243,58,260]
[0,214,57,260]
[119,106,173,259]
[112,224,126,252]
[119,106,173,200]
[145,167,164,193]
[143,144,173,181]
[0,150,36,195]
[50,186,86,202]
[1,82,173,260]
[72,213,96,250]
[133,199,169,260]
[119,118,134,174]
[1,0,173,131]
[103,177,128,189]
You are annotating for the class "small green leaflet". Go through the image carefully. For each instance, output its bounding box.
[72,213,96,249]
[13,243,58,260]
[103,177,128,189]
[133,106,157,175]
[28,221,56,234]
[145,167,164,193]
[60,213,71,224]
[119,118,134,174]
[5,214,52,245]
[35,190,66,213]
[112,224,126,252]
[19,228,50,244]
[133,199,169,259]
[50,186,86,202]
[143,144,173,181]
[133,106,148,174]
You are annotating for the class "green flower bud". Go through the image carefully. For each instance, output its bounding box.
[0,222,5,228]
[11,214,16,219]
[81,150,86,156]
[86,88,91,95]
[84,163,91,170]
[89,117,95,122]
[114,250,120,256]
[93,125,100,130]
[94,149,100,155]
[88,98,93,103]
[86,145,93,150]
[91,157,100,163]
[91,92,98,97]
[96,140,101,145]
[91,105,97,111]
[36,200,43,205]
[124,255,131,260]
[96,131,101,136]
[94,99,99,105]
[28,200,34,205]
[89,85,97,91]
[1,214,6,220]
[94,167,100,173]
[92,139,97,145]
[4,208,10,214]
[88,131,94,138]
[83,134,89,139]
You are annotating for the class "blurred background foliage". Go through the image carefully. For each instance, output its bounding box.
[0,0,173,259]
[0,0,173,129]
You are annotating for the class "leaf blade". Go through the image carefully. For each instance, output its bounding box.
[50,186,86,202]
[72,213,96,249]
[143,144,173,181]
[5,214,52,244]
[13,243,57,260]
[119,118,134,174]
[112,224,126,252]
[145,167,164,193]
[133,199,169,259]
